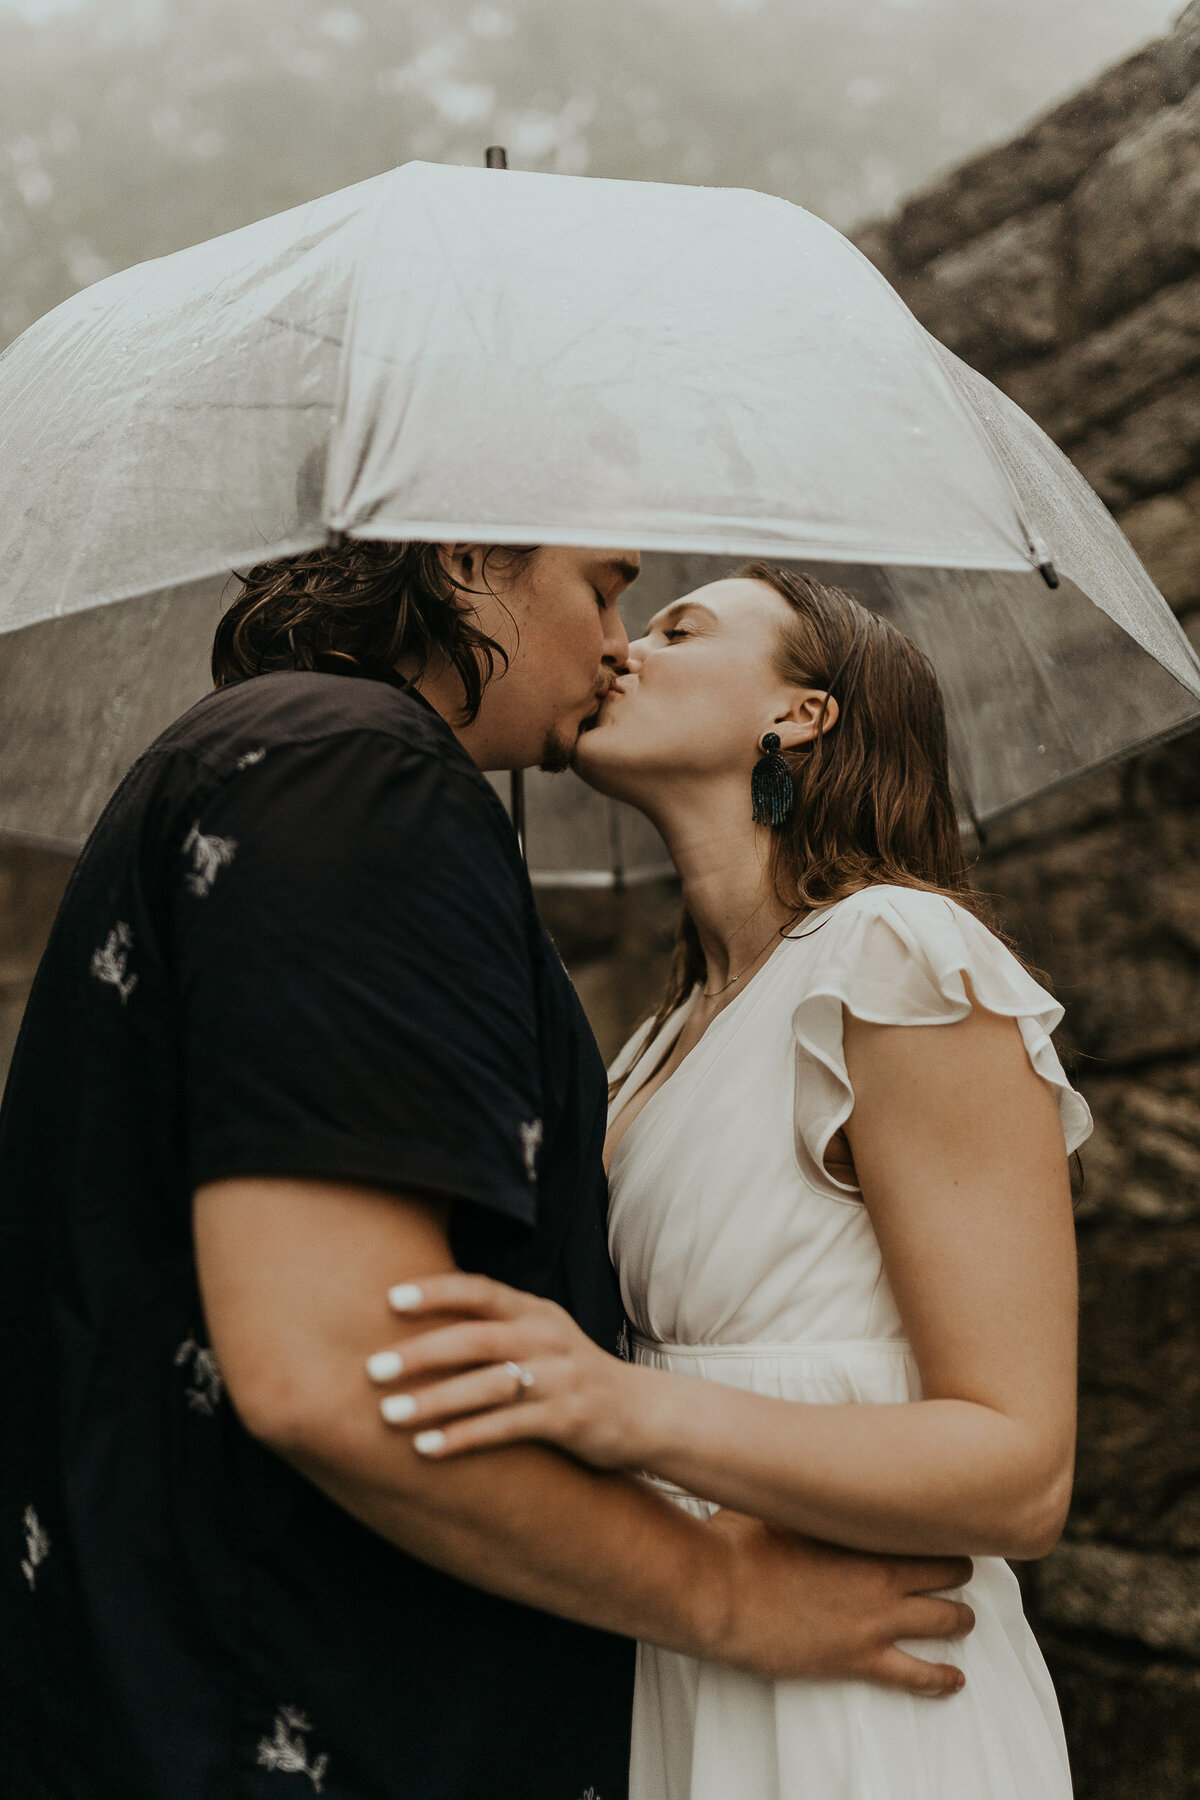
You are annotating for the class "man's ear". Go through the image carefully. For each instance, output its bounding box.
[772,690,838,750]
[436,543,477,587]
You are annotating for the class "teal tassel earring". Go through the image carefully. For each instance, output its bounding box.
[750,732,794,825]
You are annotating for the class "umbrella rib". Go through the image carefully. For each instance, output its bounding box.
[539,222,722,370]
[920,329,1051,578]
[165,400,332,413]
[264,315,347,350]
[419,202,491,354]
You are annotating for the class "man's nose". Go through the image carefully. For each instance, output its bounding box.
[601,607,631,670]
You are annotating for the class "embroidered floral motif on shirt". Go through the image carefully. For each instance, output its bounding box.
[174,1336,223,1415]
[256,1706,329,1791]
[20,1505,50,1590]
[520,1118,544,1181]
[182,822,238,897]
[90,922,138,1005]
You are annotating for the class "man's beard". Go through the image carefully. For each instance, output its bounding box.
[538,703,607,773]
[539,680,615,773]
[537,724,577,774]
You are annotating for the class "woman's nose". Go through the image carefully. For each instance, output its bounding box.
[620,635,648,674]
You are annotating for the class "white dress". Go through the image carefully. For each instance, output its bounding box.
[606,884,1093,1800]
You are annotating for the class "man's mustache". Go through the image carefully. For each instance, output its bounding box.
[573,675,621,748]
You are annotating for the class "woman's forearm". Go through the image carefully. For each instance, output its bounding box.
[363,1262,1073,1561]
[624,1364,1072,1560]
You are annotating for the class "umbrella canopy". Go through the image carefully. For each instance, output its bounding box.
[1,159,1198,866]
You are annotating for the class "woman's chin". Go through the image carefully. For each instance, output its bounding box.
[571,729,636,801]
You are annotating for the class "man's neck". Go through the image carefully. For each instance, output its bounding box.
[397,665,482,763]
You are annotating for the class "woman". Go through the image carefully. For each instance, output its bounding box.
[369,564,1089,1799]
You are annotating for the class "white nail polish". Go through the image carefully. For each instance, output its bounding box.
[388,1283,423,1312]
[414,1429,446,1455]
[380,1394,418,1423]
[366,1350,404,1382]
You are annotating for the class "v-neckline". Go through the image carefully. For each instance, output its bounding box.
[606,991,698,1151]
[605,924,816,1169]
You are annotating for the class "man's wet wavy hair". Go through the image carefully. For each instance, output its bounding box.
[211,538,536,723]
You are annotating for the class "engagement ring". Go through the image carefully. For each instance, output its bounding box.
[505,1361,535,1395]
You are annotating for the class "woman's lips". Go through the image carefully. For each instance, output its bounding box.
[580,683,625,732]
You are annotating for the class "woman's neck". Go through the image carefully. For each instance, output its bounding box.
[651,779,796,991]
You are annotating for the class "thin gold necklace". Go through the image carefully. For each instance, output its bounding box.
[701,927,783,1000]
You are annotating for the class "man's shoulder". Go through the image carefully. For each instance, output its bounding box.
[153,671,460,771]
[139,673,523,884]
[102,671,519,879]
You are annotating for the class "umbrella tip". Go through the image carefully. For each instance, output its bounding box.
[1038,557,1060,590]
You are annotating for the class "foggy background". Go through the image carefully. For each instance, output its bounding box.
[0,0,1180,353]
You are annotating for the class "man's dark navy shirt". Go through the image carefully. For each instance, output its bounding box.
[0,670,635,1800]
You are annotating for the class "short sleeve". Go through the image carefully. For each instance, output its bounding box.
[172,730,543,1228]
[790,887,1093,1200]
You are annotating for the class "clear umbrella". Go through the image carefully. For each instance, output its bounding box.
[1,159,1197,871]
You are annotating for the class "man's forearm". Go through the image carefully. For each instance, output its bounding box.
[196,1177,978,1695]
[195,1174,729,1655]
[286,1416,731,1656]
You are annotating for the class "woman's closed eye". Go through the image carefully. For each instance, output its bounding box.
[663,626,692,641]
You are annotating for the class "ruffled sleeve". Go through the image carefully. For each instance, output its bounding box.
[790,886,1093,1201]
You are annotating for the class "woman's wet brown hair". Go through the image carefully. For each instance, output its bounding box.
[637,561,994,1061]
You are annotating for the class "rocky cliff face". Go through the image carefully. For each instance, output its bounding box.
[854,8,1200,1793]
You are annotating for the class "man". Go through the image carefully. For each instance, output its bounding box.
[0,538,972,1799]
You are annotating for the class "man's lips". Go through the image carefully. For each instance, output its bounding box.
[579,680,623,732]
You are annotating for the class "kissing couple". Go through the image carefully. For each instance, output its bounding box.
[0,539,1088,1799]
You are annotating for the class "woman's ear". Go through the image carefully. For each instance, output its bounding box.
[773,690,838,749]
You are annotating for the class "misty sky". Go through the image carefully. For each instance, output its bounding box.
[0,0,1182,217]
[0,0,1188,348]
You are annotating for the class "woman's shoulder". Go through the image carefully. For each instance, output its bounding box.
[794,882,1011,967]
[784,883,1092,1159]
[781,882,1056,1030]
[806,881,977,934]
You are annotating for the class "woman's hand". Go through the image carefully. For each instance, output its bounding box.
[367,1273,648,1467]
